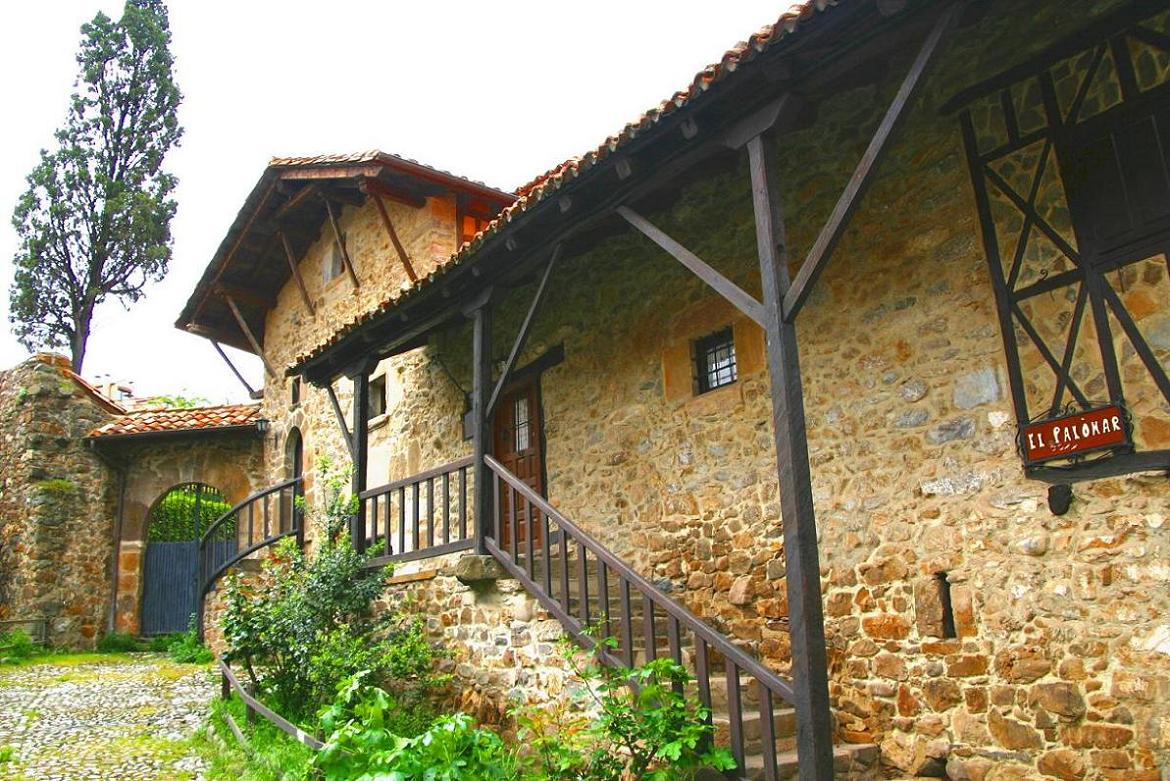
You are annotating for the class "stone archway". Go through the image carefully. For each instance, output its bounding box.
[140,482,229,635]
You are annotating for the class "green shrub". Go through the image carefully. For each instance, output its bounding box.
[314,673,516,781]
[220,459,440,722]
[168,628,213,664]
[96,631,139,653]
[0,629,38,664]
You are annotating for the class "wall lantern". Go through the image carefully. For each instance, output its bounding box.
[256,418,270,434]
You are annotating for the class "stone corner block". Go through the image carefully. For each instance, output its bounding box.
[454,554,510,584]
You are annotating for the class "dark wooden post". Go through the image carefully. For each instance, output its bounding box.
[468,290,494,554]
[350,367,371,551]
[748,132,835,780]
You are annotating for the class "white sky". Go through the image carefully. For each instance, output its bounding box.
[0,1,781,404]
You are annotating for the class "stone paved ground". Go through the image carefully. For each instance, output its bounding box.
[0,654,214,780]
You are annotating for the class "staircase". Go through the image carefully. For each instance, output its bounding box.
[482,456,878,780]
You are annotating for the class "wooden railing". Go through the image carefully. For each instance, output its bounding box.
[218,659,324,751]
[483,455,797,779]
[199,476,303,598]
[357,456,475,564]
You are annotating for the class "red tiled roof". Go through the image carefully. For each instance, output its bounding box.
[88,403,262,438]
[32,353,127,415]
[290,1,831,369]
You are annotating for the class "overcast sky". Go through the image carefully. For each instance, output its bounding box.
[0,1,781,404]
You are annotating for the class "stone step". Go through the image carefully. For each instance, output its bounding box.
[738,743,880,781]
[712,708,798,755]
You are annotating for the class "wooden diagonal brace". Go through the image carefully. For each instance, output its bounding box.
[278,231,315,315]
[617,206,765,328]
[369,190,418,283]
[224,294,278,378]
[326,383,355,458]
[486,245,561,417]
[782,1,962,322]
[210,340,257,398]
[323,197,361,289]
[273,183,320,222]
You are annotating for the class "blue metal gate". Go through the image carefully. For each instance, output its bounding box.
[141,483,229,636]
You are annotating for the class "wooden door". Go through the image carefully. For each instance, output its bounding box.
[493,376,544,548]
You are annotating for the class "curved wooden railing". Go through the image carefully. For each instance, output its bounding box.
[483,455,796,779]
[357,456,475,565]
[199,476,303,598]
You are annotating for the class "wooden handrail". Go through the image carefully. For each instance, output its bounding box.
[357,457,475,562]
[219,659,323,751]
[359,455,474,500]
[200,476,302,546]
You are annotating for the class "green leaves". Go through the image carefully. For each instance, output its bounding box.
[9,0,182,371]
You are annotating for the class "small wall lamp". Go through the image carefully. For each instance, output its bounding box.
[256,418,270,434]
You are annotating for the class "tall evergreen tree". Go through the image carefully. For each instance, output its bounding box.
[10,0,182,372]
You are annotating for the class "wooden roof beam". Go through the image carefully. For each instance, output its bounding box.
[323,197,361,289]
[213,283,277,311]
[365,187,418,283]
[278,231,316,316]
[363,178,427,209]
[224,293,278,378]
[272,183,322,222]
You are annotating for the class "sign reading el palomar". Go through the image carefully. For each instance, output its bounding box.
[1021,404,1130,465]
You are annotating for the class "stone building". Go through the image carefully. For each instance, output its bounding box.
[172,0,1169,777]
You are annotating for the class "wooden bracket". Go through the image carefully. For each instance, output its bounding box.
[223,294,278,378]
[617,206,766,328]
[326,383,355,458]
[368,189,418,283]
[486,245,561,417]
[323,197,361,289]
[782,1,962,322]
[210,340,258,398]
[278,231,315,316]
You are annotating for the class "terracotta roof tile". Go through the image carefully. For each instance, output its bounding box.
[291,1,832,369]
[88,403,262,438]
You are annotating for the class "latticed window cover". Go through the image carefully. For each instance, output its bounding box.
[695,328,737,394]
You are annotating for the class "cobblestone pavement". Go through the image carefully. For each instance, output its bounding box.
[0,654,214,780]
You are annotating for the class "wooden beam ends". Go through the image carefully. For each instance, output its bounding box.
[617,206,766,328]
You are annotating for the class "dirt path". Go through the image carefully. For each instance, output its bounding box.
[0,654,214,781]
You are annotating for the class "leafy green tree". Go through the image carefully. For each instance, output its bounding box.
[10,0,182,372]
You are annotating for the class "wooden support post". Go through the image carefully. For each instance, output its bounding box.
[617,206,766,328]
[747,133,834,781]
[224,294,278,378]
[350,368,371,551]
[486,245,560,417]
[370,191,418,283]
[323,197,361,289]
[210,340,257,398]
[782,1,961,322]
[468,290,494,554]
[278,231,315,315]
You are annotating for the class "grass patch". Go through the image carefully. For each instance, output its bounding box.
[194,696,314,781]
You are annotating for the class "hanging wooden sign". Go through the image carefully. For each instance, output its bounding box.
[1020,404,1131,466]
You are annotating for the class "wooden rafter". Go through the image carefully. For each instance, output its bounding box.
[323,197,361,289]
[782,2,962,322]
[368,189,418,283]
[272,183,321,222]
[195,179,278,321]
[363,178,428,209]
[278,231,316,315]
[223,294,277,378]
[617,206,765,328]
[213,283,276,311]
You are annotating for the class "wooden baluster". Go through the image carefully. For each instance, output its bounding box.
[642,594,656,662]
[493,473,501,544]
[384,493,392,556]
[758,680,779,781]
[411,481,421,552]
[426,478,435,549]
[397,487,406,554]
[668,617,683,694]
[442,472,451,545]
[542,513,552,596]
[247,503,254,547]
[620,578,634,667]
[597,561,611,644]
[577,542,590,627]
[509,487,520,564]
[725,662,746,774]
[694,636,713,723]
[524,495,535,582]
[459,468,468,540]
[263,494,270,539]
[558,526,571,610]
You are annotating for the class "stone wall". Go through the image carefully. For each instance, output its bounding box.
[0,355,117,648]
[250,1,1170,777]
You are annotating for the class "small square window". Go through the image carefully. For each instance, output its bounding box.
[693,327,737,394]
[368,375,387,419]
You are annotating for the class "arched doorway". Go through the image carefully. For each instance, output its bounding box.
[286,427,304,481]
[141,482,229,635]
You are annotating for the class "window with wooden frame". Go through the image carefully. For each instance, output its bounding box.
[949,4,1170,481]
[693,327,738,394]
[324,235,346,284]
